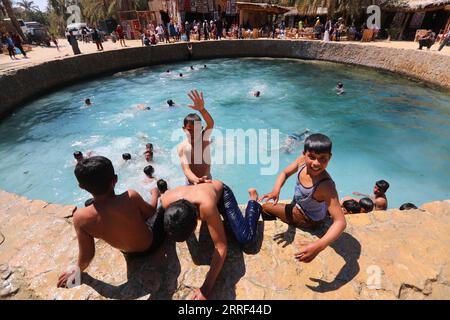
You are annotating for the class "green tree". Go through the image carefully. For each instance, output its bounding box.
[16,0,40,21]
[47,0,66,35]
[1,0,26,38]
[16,0,39,11]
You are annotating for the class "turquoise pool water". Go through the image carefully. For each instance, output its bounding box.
[0,58,449,208]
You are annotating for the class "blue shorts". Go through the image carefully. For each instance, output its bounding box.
[217,184,261,244]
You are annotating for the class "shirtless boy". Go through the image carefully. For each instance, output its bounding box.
[160,181,261,299]
[57,156,162,288]
[343,180,389,211]
[177,90,214,185]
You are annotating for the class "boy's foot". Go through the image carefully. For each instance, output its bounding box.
[248,188,258,201]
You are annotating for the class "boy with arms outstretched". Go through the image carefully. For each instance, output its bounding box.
[260,133,346,263]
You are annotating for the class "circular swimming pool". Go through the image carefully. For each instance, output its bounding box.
[0,58,449,208]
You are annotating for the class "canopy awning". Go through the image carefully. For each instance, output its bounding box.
[236,2,291,15]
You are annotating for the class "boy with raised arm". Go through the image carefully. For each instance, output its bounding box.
[177,90,214,185]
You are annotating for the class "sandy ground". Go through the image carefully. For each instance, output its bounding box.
[1,37,449,74]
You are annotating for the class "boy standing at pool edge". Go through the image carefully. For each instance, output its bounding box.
[178,90,214,185]
[260,133,346,263]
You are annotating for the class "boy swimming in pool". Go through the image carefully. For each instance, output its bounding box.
[160,180,261,299]
[177,90,214,185]
[342,180,389,211]
[260,133,346,263]
[144,143,153,162]
[57,156,162,288]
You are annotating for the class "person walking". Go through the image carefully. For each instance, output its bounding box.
[12,32,27,58]
[2,33,16,60]
[92,27,104,51]
[67,30,81,55]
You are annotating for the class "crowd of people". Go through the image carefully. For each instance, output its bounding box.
[2,16,449,59]
[0,31,28,60]
[417,28,450,51]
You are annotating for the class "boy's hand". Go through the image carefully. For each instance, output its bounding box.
[57,272,71,288]
[294,240,323,263]
[187,90,205,111]
[150,187,160,198]
[193,176,212,185]
[352,192,364,197]
[57,270,77,288]
[259,191,279,205]
[191,288,207,300]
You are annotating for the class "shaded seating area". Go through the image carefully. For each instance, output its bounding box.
[237,1,290,29]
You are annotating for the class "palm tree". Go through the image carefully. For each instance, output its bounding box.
[278,0,394,23]
[16,0,40,21]
[17,0,39,12]
[1,0,26,38]
[47,0,67,35]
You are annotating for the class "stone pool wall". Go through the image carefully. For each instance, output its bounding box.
[0,189,449,300]
[1,40,449,119]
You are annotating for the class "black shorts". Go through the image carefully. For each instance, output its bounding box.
[122,206,166,259]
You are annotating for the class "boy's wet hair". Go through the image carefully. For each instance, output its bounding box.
[375,180,390,193]
[183,113,202,127]
[359,197,374,212]
[146,143,153,150]
[167,99,174,106]
[85,98,91,104]
[157,179,168,194]
[164,199,198,242]
[399,202,417,210]
[337,82,343,88]
[75,156,115,196]
[73,151,83,158]
[122,153,131,160]
[304,133,332,154]
[343,199,361,214]
[143,165,154,177]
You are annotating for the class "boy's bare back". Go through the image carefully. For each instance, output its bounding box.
[74,190,153,253]
[161,180,222,210]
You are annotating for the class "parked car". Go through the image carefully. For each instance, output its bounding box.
[25,21,51,46]
[66,23,92,42]
[3,18,28,35]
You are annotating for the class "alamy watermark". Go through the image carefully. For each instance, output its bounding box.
[170,122,280,175]
[366,265,382,289]
[366,5,381,29]
[65,265,81,288]
[65,0,82,26]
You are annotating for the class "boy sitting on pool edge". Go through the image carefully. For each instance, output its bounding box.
[259,133,346,263]
[57,156,163,288]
